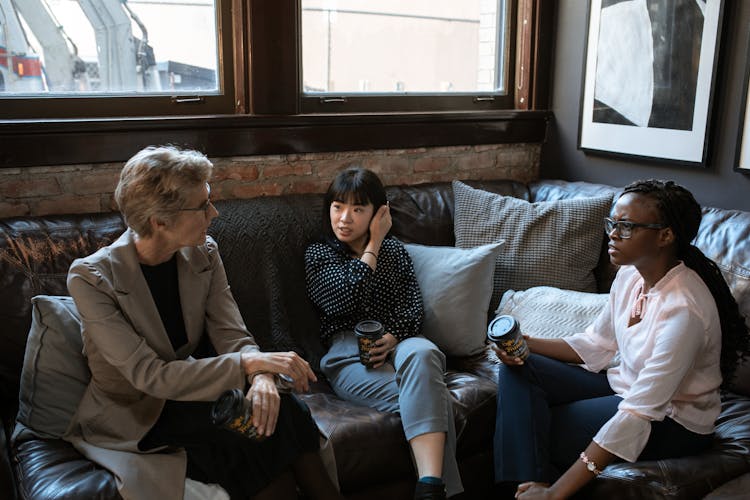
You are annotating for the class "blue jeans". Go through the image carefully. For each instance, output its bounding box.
[494,353,714,483]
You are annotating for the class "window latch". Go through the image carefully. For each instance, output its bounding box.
[319,96,348,104]
[172,96,205,104]
[473,96,495,102]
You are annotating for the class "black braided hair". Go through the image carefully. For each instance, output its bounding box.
[621,180,749,387]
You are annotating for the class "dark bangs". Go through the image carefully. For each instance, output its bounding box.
[322,168,388,249]
[324,168,387,209]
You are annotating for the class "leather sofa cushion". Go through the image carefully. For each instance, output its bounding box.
[301,366,498,494]
[14,438,121,500]
[694,207,750,396]
[583,394,750,499]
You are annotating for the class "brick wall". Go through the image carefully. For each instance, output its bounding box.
[0,143,540,218]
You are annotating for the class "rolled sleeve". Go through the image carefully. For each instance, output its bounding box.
[594,410,652,462]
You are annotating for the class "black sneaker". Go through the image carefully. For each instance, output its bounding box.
[414,480,447,500]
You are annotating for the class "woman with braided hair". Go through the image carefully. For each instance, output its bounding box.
[492,179,749,499]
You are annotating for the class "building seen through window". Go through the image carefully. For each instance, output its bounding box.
[301,0,509,95]
[0,0,517,117]
[0,0,218,95]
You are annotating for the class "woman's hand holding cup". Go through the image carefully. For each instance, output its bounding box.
[368,333,397,369]
[490,341,528,366]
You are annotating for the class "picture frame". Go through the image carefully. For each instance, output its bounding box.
[735,29,750,171]
[578,0,724,166]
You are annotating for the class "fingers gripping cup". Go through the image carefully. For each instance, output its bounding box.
[488,315,529,361]
[354,320,384,367]
[211,388,264,440]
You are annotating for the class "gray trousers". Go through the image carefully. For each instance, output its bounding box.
[321,332,463,497]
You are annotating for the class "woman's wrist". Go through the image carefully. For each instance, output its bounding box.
[241,351,264,375]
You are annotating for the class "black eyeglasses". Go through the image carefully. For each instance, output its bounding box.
[178,183,213,216]
[604,217,665,239]
[179,198,213,216]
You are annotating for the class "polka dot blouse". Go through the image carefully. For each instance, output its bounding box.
[305,237,424,346]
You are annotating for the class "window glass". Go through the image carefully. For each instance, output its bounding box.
[0,0,218,95]
[301,0,509,95]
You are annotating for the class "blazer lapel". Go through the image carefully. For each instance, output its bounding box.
[176,245,212,354]
[109,229,176,360]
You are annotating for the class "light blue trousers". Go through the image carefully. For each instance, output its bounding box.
[321,332,463,497]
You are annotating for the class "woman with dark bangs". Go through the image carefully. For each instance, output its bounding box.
[305,167,462,500]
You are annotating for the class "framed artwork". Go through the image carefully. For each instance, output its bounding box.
[735,30,750,171]
[578,0,725,166]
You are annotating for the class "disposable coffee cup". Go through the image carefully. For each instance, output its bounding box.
[487,315,529,361]
[354,320,384,367]
[211,388,264,440]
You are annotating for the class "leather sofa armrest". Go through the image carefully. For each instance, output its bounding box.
[582,394,750,499]
[584,450,748,500]
[0,418,17,500]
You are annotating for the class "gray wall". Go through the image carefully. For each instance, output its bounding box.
[541,0,750,211]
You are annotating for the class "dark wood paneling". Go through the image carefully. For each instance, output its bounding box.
[248,0,301,114]
[0,111,550,168]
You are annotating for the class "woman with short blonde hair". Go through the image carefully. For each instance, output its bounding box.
[114,145,214,237]
[66,145,341,500]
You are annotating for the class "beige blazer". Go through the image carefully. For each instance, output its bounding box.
[64,229,259,500]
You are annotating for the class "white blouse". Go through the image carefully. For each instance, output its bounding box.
[564,263,722,462]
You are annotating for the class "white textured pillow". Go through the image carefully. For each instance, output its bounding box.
[495,286,609,339]
[405,242,504,356]
[453,180,613,313]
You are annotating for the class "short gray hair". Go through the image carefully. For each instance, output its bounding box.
[115,146,213,237]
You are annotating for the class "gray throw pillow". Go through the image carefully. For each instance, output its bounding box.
[452,180,613,312]
[405,241,504,356]
[14,295,90,440]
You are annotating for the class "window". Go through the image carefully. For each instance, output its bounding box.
[0,0,553,167]
[300,0,514,112]
[0,0,234,118]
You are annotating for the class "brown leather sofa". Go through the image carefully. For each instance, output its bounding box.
[2,179,749,499]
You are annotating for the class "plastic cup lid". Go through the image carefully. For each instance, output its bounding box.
[489,315,517,336]
[355,320,383,335]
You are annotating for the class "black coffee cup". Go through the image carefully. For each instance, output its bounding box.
[354,320,384,367]
[487,315,529,361]
[211,388,264,440]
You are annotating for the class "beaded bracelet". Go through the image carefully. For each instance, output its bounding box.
[362,251,378,260]
[579,452,602,476]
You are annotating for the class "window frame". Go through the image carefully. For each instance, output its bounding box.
[0,0,553,169]
[0,0,237,119]
[298,0,517,113]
